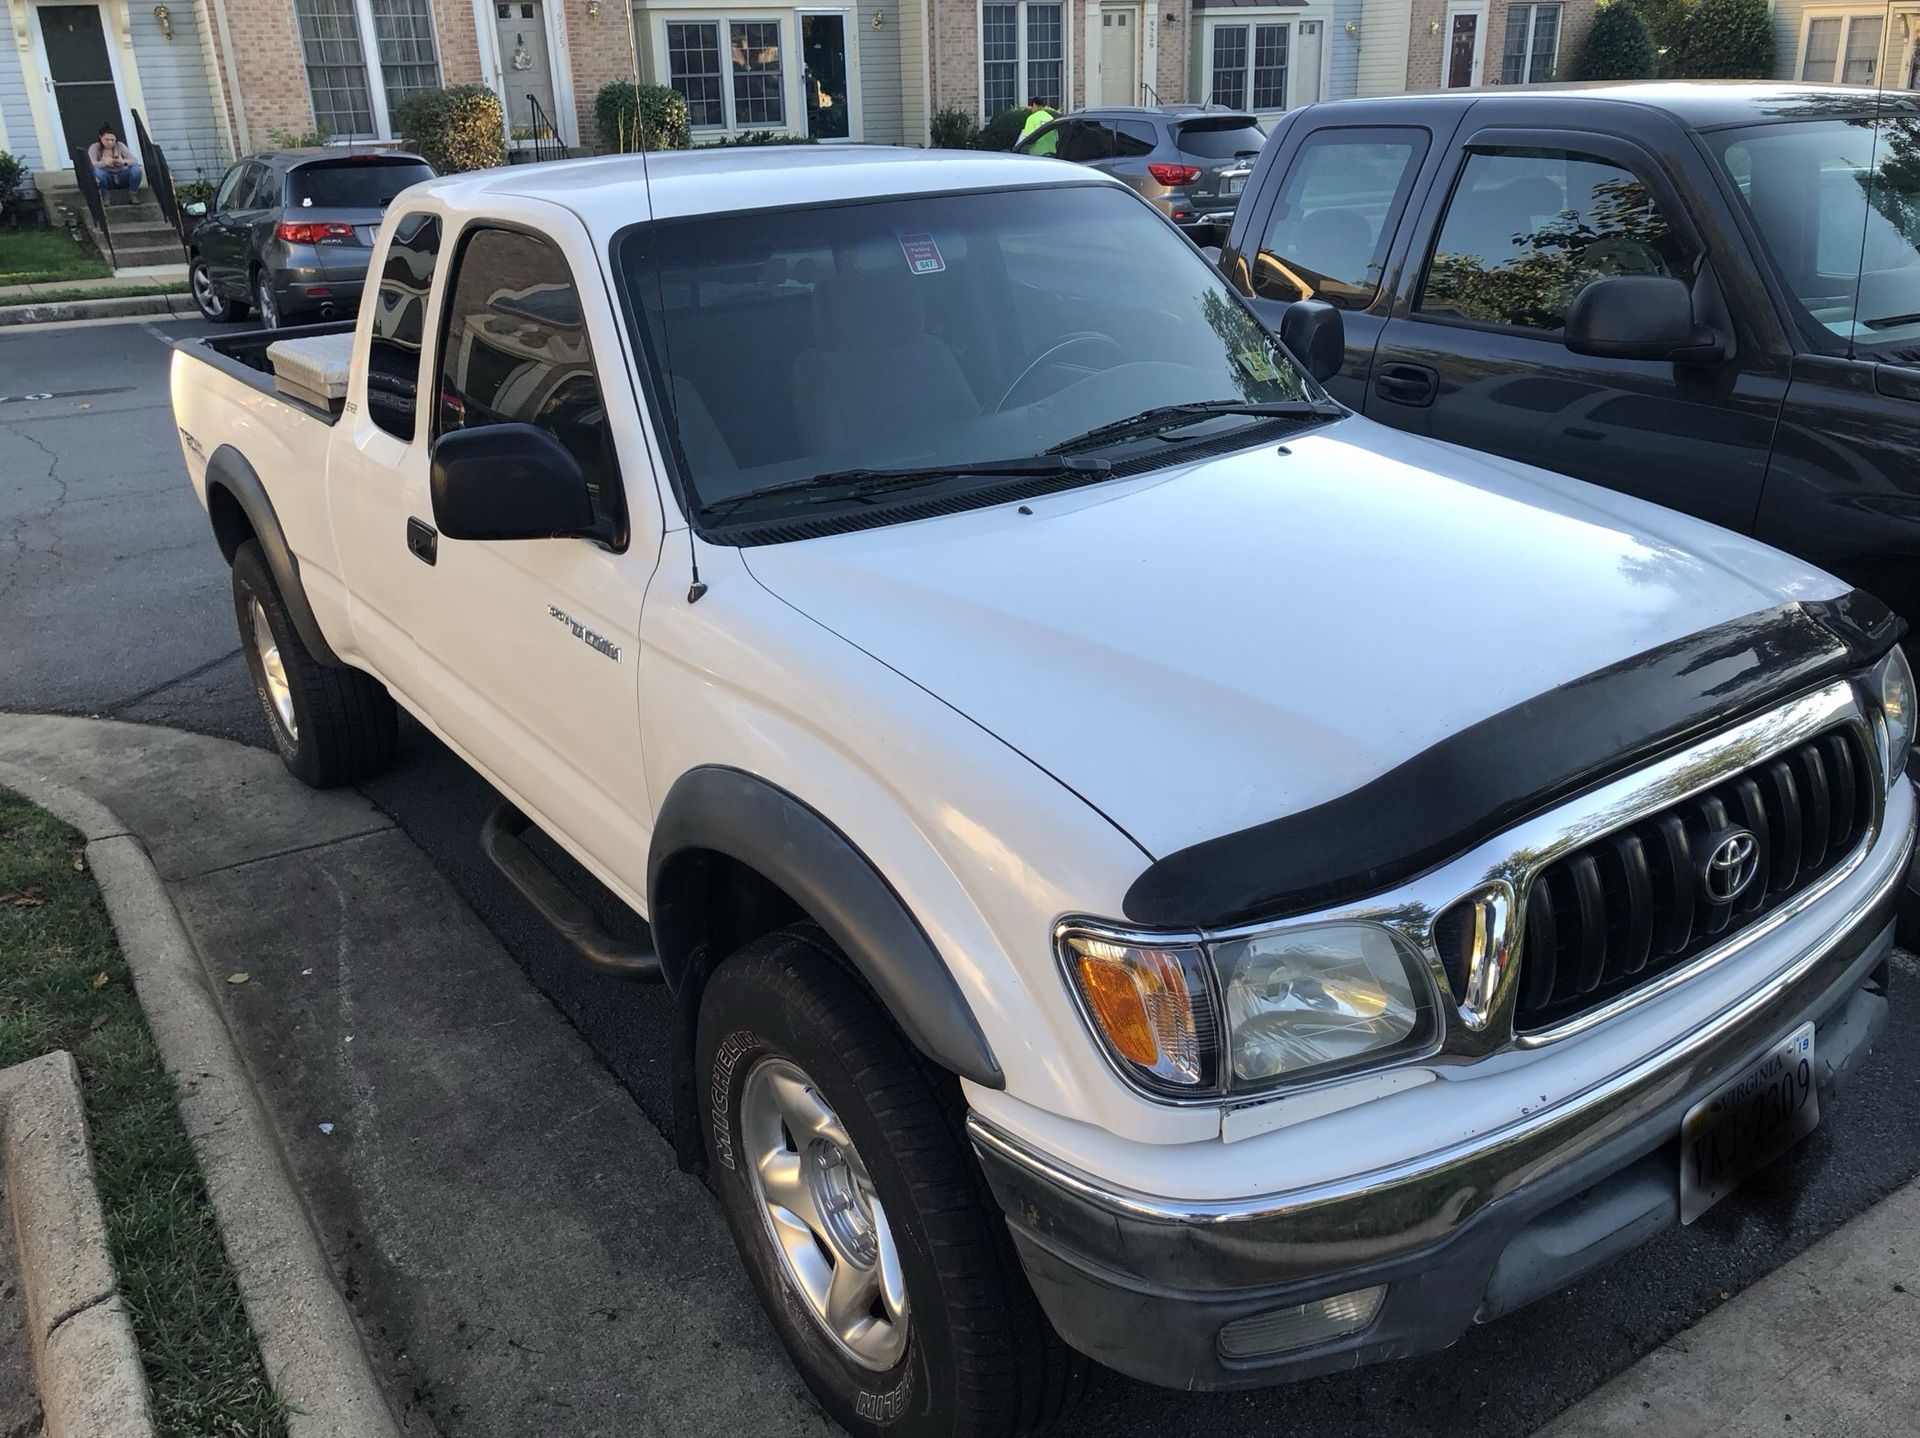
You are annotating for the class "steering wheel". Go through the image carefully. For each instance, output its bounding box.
[994,332,1124,412]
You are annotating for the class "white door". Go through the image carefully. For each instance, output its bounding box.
[1292,19,1322,105]
[1097,7,1137,107]
[495,0,558,138]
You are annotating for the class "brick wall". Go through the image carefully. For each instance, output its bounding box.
[1403,0,1595,91]
[432,0,485,87]
[1155,3,1186,102]
[217,0,317,144]
[561,0,637,147]
[931,0,982,118]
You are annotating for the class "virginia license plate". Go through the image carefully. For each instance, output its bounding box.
[1679,1023,1818,1224]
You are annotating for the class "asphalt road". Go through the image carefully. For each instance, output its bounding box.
[4,314,1919,1437]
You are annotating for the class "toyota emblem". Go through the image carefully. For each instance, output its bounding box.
[1702,828,1760,904]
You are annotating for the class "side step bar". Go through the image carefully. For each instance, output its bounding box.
[479,802,662,981]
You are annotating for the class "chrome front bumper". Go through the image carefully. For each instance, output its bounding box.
[971,801,1913,1390]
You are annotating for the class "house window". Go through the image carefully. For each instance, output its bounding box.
[667,22,726,128]
[1800,13,1885,84]
[1499,2,1560,84]
[1209,22,1287,111]
[664,17,789,131]
[981,2,1064,115]
[293,0,440,139]
[731,20,785,126]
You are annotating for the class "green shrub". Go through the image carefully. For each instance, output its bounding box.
[1671,0,1773,77]
[0,150,25,205]
[391,84,505,173]
[173,178,215,209]
[595,80,691,152]
[704,130,816,146]
[930,108,979,150]
[974,106,1037,152]
[1574,1,1659,78]
[266,126,329,148]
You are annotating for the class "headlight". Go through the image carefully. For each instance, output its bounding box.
[1213,923,1432,1086]
[1868,646,1915,783]
[1059,920,1435,1097]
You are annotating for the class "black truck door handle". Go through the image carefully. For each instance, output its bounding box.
[407,517,437,565]
[1374,363,1439,408]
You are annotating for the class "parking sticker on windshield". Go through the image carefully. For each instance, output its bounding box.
[898,232,946,275]
[1234,347,1283,385]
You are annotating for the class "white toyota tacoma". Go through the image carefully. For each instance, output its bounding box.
[171,148,1915,1436]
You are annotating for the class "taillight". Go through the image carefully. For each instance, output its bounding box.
[1148,162,1202,187]
[276,220,355,243]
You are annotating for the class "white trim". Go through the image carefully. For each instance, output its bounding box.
[796,7,862,142]
[203,0,249,150]
[976,0,1071,117]
[475,0,578,145]
[1498,0,1559,84]
[1198,13,1292,117]
[25,0,138,168]
[1794,6,1889,85]
[652,10,803,138]
[1441,0,1485,87]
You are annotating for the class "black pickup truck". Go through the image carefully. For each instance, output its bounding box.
[1218,82,1920,635]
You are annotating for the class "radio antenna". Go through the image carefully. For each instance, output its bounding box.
[630,104,706,602]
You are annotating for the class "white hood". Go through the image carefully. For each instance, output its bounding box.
[740,418,1846,858]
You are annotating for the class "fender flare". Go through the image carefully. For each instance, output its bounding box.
[205,444,346,667]
[649,766,1004,1089]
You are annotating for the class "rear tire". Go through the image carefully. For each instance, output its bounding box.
[231,540,397,787]
[697,925,1085,1438]
[189,256,249,322]
[252,269,281,329]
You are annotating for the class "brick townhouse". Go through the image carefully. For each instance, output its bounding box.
[1,0,1592,187]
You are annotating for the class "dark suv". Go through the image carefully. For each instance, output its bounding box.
[186,149,434,328]
[1015,105,1264,235]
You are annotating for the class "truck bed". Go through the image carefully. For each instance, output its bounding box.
[177,319,357,426]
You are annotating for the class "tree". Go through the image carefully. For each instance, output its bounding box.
[593,81,691,153]
[1671,0,1774,78]
[1574,1,1659,79]
[930,108,979,150]
[392,85,506,173]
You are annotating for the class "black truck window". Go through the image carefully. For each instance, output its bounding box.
[366,212,442,442]
[436,226,623,528]
[1419,148,1692,334]
[1250,127,1428,309]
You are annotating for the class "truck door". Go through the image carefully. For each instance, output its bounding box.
[1222,121,1443,408]
[1365,125,1785,535]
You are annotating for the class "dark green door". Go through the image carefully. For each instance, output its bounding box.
[37,6,126,171]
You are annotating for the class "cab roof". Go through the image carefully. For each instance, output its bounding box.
[417,146,1110,229]
[1307,80,1917,130]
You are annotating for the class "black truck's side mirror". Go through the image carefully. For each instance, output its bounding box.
[431,423,596,542]
[1565,275,1728,365]
[1279,299,1345,384]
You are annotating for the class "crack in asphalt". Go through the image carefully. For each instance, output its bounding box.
[102,646,244,715]
[0,420,70,608]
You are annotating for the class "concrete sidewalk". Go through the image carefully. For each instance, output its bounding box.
[0,713,833,1438]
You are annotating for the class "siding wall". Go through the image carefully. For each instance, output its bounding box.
[859,0,906,142]
[1329,0,1361,96]
[898,0,927,139]
[1352,0,1409,92]
[1775,2,1920,86]
[128,1,230,178]
[0,18,33,165]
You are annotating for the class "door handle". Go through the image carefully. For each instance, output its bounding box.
[407,516,437,565]
[1374,362,1439,408]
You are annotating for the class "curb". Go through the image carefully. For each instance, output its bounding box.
[0,761,404,1438]
[0,293,196,328]
[1,1051,155,1438]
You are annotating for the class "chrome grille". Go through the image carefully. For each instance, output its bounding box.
[1505,727,1875,1032]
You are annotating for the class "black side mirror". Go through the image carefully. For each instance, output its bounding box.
[430,423,596,542]
[1279,299,1345,384]
[1565,275,1727,365]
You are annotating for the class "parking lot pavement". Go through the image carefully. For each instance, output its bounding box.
[5,315,1920,1436]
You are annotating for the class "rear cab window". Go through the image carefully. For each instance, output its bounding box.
[288,159,435,210]
[366,211,443,441]
[1174,117,1266,161]
[1246,126,1429,308]
[1417,146,1695,333]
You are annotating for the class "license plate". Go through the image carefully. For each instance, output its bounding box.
[356,225,377,245]
[1679,1022,1818,1224]
[1226,175,1245,196]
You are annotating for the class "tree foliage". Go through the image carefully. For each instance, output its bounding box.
[930,108,979,150]
[1670,0,1774,77]
[392,84,506,173]
[1574,1,1659,79]
[974,107,1036,151]
[594,80,692,153]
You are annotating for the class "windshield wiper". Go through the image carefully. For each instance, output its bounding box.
[1046,399,1343,456]
[705,454,1112,521]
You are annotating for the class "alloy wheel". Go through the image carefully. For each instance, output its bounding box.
[255,274,278,328]
[249,596,297,740]
[191,262,221,318]
[740,1056,909,1370]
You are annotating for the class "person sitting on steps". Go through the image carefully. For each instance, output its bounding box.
[88,124,142,201]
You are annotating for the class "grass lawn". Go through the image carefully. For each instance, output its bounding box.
[0,228,112,286]
[0,791,287,1437]
[10,280,186,305]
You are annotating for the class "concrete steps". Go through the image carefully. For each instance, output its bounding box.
[39,184,184,272]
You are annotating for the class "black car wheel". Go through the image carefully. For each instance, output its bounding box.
[189,256,249,322]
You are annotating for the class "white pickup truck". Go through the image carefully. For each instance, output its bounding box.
[171,148,1915,1436]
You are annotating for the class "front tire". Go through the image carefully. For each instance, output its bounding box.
[231,540,397,787]
[697,926,1084,1438]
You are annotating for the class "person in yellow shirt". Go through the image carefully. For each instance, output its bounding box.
[1018,100,1059,155]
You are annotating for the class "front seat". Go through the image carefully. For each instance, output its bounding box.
[792,269,979,457]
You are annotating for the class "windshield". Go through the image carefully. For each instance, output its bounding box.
[614,184,1318,516]
[287,160,434,210]
[1710,116,1920,351]
[1174,119,1265,161]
